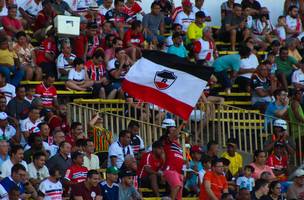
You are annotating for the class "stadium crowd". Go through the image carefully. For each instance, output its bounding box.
[0,0,304,199]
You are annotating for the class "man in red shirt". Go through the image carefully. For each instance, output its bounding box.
[124,20,144,48]
[34,0,56,32]
[65,122,86,149]
[199,158,228,200]
[46,104,70,134]
[72,17,88,60]
[138,140,164,197]
[64,151,88,184]
[1,4,23,37]
[35,74,58,109]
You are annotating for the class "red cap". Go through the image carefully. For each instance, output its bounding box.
[182,0,192,7]
[191,145,202,153]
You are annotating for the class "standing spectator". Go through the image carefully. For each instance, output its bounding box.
[236,165,255,192]
[187,11,206,44]
[174,0,195,32]
[250,150,275,180]
[264,89,289,129]
[0,144,28,178]
[128,121,144,161]
[70,169,102,200]
[83,139,100,170]
[213,46,251,94]
[56,41,76,80]
[88,113,112,167]
[38,168,63,199]
[46,141,72,178]
[137,140,164,197]
[167,32,188,58]
[28,151,49,188]
[49,130,65,157]
[35,74,58,109]
[0,112,17,141]
[1,5,23,37]
[0,140,9,169]
[285,5,303,38]
[251,178,269,200]
[292,59,304,90]
[100,166,119,200]
[107,130,133,169]
[199,158,228,200]
[6,85,31,120]
[119,170,142,200]
[287,168,304,199]
[142,2,164,43]
[219,3,250,51]
[98,0,113,15]
[221,138,243,177]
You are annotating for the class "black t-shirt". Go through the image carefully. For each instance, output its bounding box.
[221,13,244,31]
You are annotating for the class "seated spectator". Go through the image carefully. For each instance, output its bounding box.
[0,144,28,178]
[13,31,42,81]
[263,181,283,200]
[288,38,302,62]
[287,168,304,199]
[86,50,117,99]
[128,121,144,161]
[185,145,203,195]
[276,16,287,42]
[202,140,219,162]
[28,151,49,188]
[213,46,251,94]
[51,0,76,15]
[221,138,243,177]
[165,23,183,50]
[243,6,253,30]
[65,58,94,91]
[124,0,143,20]
[187,11,206,44]
[88,113,112,167]
[198,155,212,184]
[70,170,102,199]
[98,0,113,16]
[241,0,261,18]
[20,107,41,144]
[252,13,275,44]
[292,59,304,89]
[107,130,133,169]
[100,166,119,200]
[0,140,9,169]
[285,5,303,38]
[0,72,15,104]
[137,140,164,197]
[0,112,17,142]
[119,170,141,200]
[0,36,24,87]
[105,37,123,63]
[236,165,255,192]
[236,188,251,200]
[24,133,47,163]
[37,168,63,199]
[48,130,65,157]
[35,73,58,109]
[86,22,101,59]
[57,41,76,80]
[251,178,269,200]
[65,122,86,148]
[199,158,228,200]
[221,0,234,19]
[219,3,250,51]
[250,150,275,180]
[194,27,217,65]
[264,89,289,130]
[83,139,100,170]
[46,141,72,178]
[167,32,188,58]
[250,63,276,111]
[19,0,42,25]
[192,0,211,21]
[45,106,69,134]
[284,0,304,15]
[174,0,195,32]
[266,142,288,181]
[1,5,23,37]
[124,20,144,49]
[142,2,164,43]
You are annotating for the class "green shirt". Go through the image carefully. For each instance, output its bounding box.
[275,56,297,76]
[288,103,304,138]
[213,54,241,72]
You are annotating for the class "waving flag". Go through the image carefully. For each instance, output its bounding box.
[122,50,213,120]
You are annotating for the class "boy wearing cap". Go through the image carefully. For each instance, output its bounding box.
[119,170,141,200]
[100,166,119,200]
[287,169,304,199]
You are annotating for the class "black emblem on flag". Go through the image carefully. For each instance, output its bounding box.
[154,70,177,90]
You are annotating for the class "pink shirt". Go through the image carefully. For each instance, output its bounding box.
[250,162,275,180]
[1,16,23,36]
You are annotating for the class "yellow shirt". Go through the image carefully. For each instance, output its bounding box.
[187,22,206,42]
[0,49,17,66]
[221,152,243,176]
[289,49,302,62]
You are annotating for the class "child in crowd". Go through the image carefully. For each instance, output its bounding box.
[65,58,94,91]
[167,32,188,58]
[236,165,255,192]
[185,145,203,195]
[119,170,141,200]
[100,166,119,200]
[276,16,287,42]
[199,155,212,183]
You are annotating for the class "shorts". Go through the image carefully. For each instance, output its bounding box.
[163,170,183,200]
[219,29,245,43]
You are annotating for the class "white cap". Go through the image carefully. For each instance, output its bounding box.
[161,119,176,128]
[273,119,287,130]
[0,112,8,120]
[294,169,304,177]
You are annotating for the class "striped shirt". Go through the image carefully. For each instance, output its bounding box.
[38,179,63,200]
[90,127,112,152]
[64,165,88,183]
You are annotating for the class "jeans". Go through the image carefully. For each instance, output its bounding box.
[215,70,232,89]
[0,65,25,86]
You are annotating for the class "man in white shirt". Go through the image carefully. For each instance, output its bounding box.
[83,139,99,170]
[0,72,15,104]
[20,107,41,147]
[192,0,211,22]
[0,112,16,141]
[28,152,49,188]
[0,144,28,178]
[38,168,63,199]
[19,0,42,18]
[195,27,216,65]
[292,60,304,90]
[107,130,134,169]
[174,0,195,32]
[56,42,76,79]
[98,0,113,15]
[286,5,304,39]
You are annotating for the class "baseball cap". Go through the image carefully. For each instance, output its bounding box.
[120,170,135,178]
[106,166,119,174]
[294,169,304,177]
[191,145,202,153]
[0,112,8,120]
[182,0,192,7]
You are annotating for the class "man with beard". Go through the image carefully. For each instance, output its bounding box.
[286,5,304,38]
[46,105,70,134]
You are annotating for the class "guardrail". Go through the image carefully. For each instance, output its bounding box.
[69,99,304,164]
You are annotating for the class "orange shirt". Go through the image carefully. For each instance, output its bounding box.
[199,171,228,200]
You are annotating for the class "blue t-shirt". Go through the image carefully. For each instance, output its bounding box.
[213,54,241,72]
[167,45,188,58]
[0,176,25,194]
[100,181,119,200]
[185,160,203,189]
[264,102,288,129]
[236,176,254,191]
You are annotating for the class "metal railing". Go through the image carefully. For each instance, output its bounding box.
[70,99,304,164]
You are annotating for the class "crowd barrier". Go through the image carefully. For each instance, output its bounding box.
[68,99,304,164]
